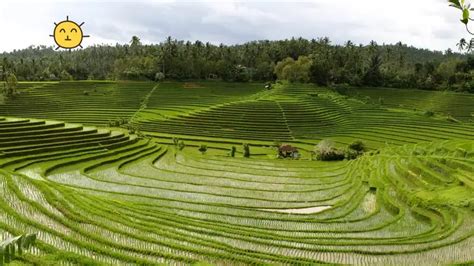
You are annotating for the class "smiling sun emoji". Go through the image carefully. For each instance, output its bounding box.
[50,16,89,50]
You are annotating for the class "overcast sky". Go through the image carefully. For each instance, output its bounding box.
[0,0,468,53]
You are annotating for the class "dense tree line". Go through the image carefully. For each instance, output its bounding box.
[1,36,472,92]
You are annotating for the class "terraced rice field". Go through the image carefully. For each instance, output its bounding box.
[338,87,474,122]
[0,81,473,265]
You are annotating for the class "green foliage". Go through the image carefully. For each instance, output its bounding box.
[172,137,179,146]
[229,146,236,157]
[345,149,360,160]
[108,117,129,127]
[0,234,37,265]
[198,144,208,154]
[0,37,471,92]
[59,70,73,81]
[177,140,185,151]
[448,0,471,25]
[274,56,312,83]
[264,82,273,90]
[363,53,384,87]
[124,123,140,135]
[242,143,250,158]
[274,57,294,80]
[424,110,435,117]
[154,72,165,81]
[348,140,366,152]
[130,36,142,47]
[313,140,366,161]
[345,140,367,160]
[449,0,474,51]
[313,140,345,161]
[309,56,331,86]
[3,73,17,97]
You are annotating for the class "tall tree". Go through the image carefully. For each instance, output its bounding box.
[4,72,18,96]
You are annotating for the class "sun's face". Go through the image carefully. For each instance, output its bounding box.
[51,16,89,50]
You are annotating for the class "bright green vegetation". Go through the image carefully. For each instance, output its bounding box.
[339,87,474,122]
[0,81,155,126]
[0,81,473,265]
[1,234,36,265]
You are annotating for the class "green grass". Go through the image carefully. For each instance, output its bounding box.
[0,81,472,265]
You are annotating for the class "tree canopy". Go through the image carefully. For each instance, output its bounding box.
[0,36,471,92]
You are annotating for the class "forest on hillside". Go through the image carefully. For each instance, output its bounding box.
[1,36,473,92]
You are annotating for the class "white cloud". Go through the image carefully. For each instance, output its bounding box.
[0,0,469,52]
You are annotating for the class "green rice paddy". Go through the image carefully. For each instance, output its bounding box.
[0,81,472,265]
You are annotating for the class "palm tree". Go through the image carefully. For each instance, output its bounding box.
[130,36,141,47]
[457,38,467,51]
[468,38,474,52]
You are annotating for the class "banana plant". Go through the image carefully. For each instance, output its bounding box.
[0,234,37,265]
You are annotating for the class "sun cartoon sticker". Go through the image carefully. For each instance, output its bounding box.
[50,16,89,50]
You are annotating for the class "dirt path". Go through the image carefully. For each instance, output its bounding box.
[260,205,331,214]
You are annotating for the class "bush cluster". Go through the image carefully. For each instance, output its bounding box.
[229,146,236,157]
[198,144,208,154]
[172,137,185,151]
[108,117,129,127]
[243,143,250,158]
[313,140,367,161]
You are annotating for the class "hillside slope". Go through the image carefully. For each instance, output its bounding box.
[4,81,473,149]
[0,116,472,264]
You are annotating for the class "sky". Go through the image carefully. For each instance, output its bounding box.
[0,0,469,53]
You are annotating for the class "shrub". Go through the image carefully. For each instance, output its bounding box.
[60,70,73,80]
[155,72,165,81]
[229,146,236,157]
[126,124,140,135]
[348,140,366,153]
[412,148,426,156]
[345,149,360,160]
[198,144,208,154]
[172,137,185,150]
[243,143,250,158]
[423,110,435,117]
[178,140,185,151]
[456,148,467,157]
[264,82,272,90]
[314,140,345,161]
[172,137,179,146]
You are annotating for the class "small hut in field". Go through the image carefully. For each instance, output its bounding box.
[278,144,299,159]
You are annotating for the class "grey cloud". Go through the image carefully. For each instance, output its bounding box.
[0,0,468,52]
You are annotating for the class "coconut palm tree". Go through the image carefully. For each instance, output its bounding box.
[467,38,474,52]
[457,38,467,51]
[130,36,141,47]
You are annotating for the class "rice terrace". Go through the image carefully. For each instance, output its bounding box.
[1,0,474,265]
[0,80,471,265]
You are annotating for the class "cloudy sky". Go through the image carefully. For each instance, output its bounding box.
[0,0,468,53]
